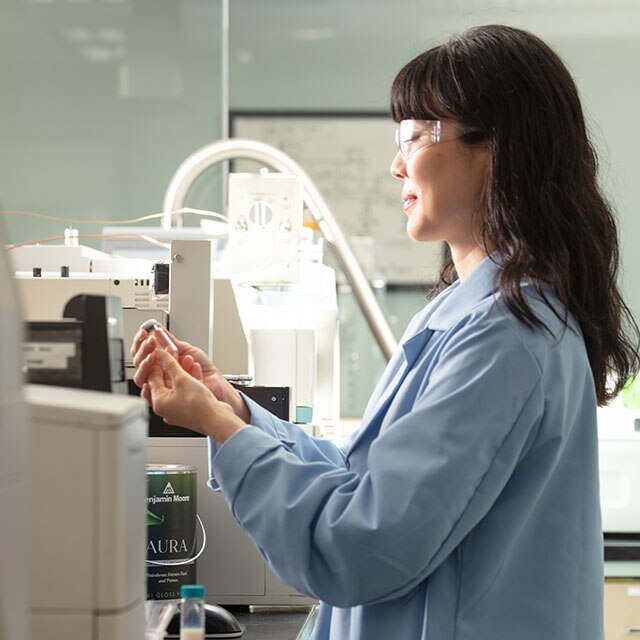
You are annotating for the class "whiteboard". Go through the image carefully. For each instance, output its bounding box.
[230,112,443,284]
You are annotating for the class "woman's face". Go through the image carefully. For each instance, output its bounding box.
[390,121,490,255]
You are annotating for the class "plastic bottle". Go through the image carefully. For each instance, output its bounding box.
[179,584,205,640]
[140,319,179,359]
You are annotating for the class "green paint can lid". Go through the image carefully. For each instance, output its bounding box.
[181,585,205,598]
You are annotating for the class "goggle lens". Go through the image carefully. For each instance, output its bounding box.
[395,120,442,159]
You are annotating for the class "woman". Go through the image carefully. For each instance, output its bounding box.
[133,25,639,640]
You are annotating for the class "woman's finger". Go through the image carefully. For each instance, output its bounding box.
[191,362,204,382]
[141,383,152,405]
[130,328,148,358]
[179,354,196,374]
[132,335,157,369]
[147,355,164,384]
[152,349,183,385]
[133,351,156,389]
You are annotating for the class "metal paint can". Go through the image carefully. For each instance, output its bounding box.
[146,464,198,600]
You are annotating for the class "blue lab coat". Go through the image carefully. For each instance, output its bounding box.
[208,255,604,640]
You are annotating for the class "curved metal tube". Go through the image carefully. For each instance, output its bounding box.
[162,138,397,362]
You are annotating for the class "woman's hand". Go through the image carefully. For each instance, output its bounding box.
[130,322,250,422]
[142,349,247,444]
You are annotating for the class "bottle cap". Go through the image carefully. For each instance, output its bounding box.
[140,319,159,332]
[181,585,205,598]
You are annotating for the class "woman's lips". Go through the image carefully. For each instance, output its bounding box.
[402,193,417,211]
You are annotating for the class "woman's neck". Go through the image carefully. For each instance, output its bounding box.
[450,244,491,281]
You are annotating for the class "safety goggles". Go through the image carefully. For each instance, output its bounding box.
[394,119,477,159]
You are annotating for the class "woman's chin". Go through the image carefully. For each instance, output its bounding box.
[406,224,438,244]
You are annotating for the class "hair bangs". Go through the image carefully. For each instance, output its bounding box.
[390,47,455,123]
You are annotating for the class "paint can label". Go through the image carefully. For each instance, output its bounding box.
[146,464,198,600]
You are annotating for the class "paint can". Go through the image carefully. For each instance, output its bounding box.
[146,464,200,600]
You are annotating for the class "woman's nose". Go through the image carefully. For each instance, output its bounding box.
[390,152,406,180]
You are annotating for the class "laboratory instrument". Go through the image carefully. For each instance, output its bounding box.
[10,235,337,428]
[161,137,397,361]
[25,383,148,639]
[10,242,332,604]
[25,293,127,393]
[227,170,302,283]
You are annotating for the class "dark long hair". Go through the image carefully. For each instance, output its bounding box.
[390,24,639,405]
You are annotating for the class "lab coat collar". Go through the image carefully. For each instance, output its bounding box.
[426,253,502,332]
[401,324,435,363]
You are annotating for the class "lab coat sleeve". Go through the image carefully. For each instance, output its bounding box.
[207,393,347,491]
[212,317,545,606]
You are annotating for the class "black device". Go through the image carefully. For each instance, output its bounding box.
[140,382,290,438]
[24,294,127,394]
[151,261,170,295]
[165,603,244,639]
[603,533,640,561]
